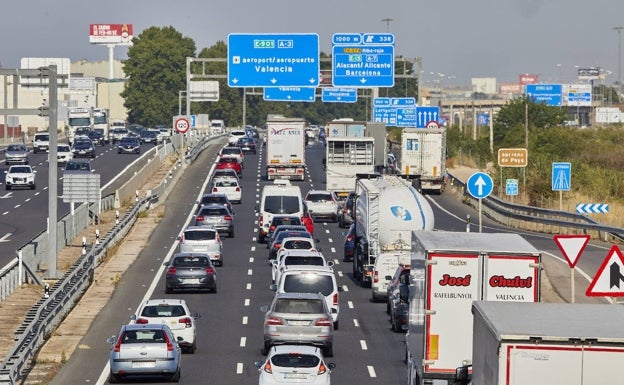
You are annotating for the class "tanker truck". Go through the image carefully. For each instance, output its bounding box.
[352,174,435,297]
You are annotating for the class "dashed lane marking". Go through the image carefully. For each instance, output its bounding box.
[246,283,252,290]
[348,301,354,309]
[244,299,250,306]
[236,363,244,374]
[360,340,368,350]
[367,366,377,377]
[240,337,246,347]
[242,316,248,325]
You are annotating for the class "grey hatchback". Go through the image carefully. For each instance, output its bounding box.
[163,253,217,293]
[193,204,234,237]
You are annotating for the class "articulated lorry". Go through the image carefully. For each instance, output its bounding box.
[265,116,306,181]
[470,301,624,385]
[352,174,434,297]
[400,127,447,193]
[405,231,542,385]
[92,108,110,143]
[66,107,92,145]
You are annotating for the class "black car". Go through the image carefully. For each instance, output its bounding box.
[236,137,257,154]
[117,137,141,154]
[164,253,217,293]
[196,193,234,214]
[87,129,105,146]
[245,126,259,139]
[139,129,158,144]
[71,138,96,158]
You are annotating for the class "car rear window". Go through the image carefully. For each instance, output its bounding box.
[122,329,166,344]
[273,217,302,226]
[200,196,228,205]
[276,231,310,242]
[284,256,323,266]
[283,274,334,296]
[275,298,325,314]
[215,180,238,187]
[219,157,237,163]
[172,255,210,267]
[307,193,333,202]
[199,207,229,216]
[184,230,217,241]
[222,148,240,154]
[271,353,321,368]
[140,305,186,317]
[265,196,301,214]
[283,240,313,249]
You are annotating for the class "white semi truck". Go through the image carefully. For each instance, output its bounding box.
[352,174,434,294]
[470,301,624,385]
[400,127,447,193]
[92,108,110,143]
[265,116,307,181]
[405,231,542,385]
[66,107,92,145]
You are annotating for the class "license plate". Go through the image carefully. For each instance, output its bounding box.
[132,361,156,368]
[184,278,200,284]
[192,246,208,251]
[284,373,307,379]
[288,320,310,326]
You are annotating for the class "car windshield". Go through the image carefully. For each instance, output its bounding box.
[65,162,90,171]
[184,230,217,241]
[140,305,186,318]
[307,193,333,202]
[283,274,334,296]
[172,255,210,267]
[274,298,325,314]
[120,138,137,144]
[264,196,300,214]
[271,353,321,368]
[58,145,71,152]
[36,134,49,141]
[10,166,31,173]
[7,144,24,151]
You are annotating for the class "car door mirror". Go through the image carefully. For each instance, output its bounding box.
[260,305,269,312]
[269,284,277,291]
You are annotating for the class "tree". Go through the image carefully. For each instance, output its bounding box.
[121,26,196,126]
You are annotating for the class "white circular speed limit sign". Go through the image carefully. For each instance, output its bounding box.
[426,120,440,129]
[175,117,190,134]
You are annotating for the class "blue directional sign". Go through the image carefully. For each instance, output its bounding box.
[263,87,316,102]
[477,113,489,126]
[467,172,494,199]
[227,33,320,87]
[506,179,519,196]
[567,92,591,105]
[190,115,196,128]
[373,107,397,125]
[391,97,416,106]
[416,106,440,128]
[576,203,609,214]
[526,84,563,106]
[332,33,395,87]
[373,97,392,106]
[321,88,357,103]
[552,162,571,191]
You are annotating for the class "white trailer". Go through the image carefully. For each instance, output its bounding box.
[406,231,542,385]
[325,137,375,199]
[400,127,447,193]
[92,108,110,143]
[265,117,306,181]
[471,301,624,385]
[66,107,92,144]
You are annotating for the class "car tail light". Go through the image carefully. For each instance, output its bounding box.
[273,243,281,249]
[113,335,123,352]
[179,317,193,328]
[213,187,218,192]
[163,331,175,351]
[135,318,149,324]
[263,361,273,374]
[259,215,264,227]
[315,317,332,327]
[318,361,327,375]
[167,267,176,275]
[205,267,215,274]
[196,215,205,222]
[346,234,355,242]
[235,187,240,192]
[224,215,233,221]
[333,293,339,306]
[373,270,379,283]
[266,317,283,326]
[269,225,276,232]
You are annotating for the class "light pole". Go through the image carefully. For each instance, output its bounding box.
[556,63,562,83]
[381,18,394,33]
[614,26,623,96]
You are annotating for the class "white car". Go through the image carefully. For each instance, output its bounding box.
[211,177,242,204]
[227,129,247,145]
[178,226,224,266]
[55,144,73,165]
[255,344,335,385]
[4,165,36,190]
[272,249,329,286]
[130,298,200,353]
[304,190,339,223]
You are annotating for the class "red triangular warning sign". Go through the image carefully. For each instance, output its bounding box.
[553,234,590,268]
[586,245,624,297]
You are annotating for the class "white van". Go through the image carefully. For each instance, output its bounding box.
[271,265,341,329]
[33,132,50,153]
[257,180,303,243]
[371,253,411,302]
[210,119,226,134]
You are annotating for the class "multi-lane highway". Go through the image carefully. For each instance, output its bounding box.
[43,137,613,384]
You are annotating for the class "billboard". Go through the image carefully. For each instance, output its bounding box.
[500,83,522,94]
[526,84,563,106]
[471,77,496,94]
[577,67,600,80]
[563,84,592,107]
[519,74,538,85]
[89,24,133,45]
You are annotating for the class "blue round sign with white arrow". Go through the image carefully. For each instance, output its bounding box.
[467,172,494,199]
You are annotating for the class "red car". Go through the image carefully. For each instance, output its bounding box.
[215,156,242,177]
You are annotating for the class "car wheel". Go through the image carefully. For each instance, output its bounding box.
[188,342,196,354]
[323,345,334,357]
[338,218,344,228]
[261,342,270,356]
[165,286,172,294]
[386,300,391,315]
[212,286,218,294]
[333,319,339,330]
[31,184,36,190]
[258,233,265,243]
[108,372,120,383]
[5,185,10,191]
[168,366,181,382]
[229,228,234,238]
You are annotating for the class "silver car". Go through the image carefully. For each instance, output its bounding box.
[178,226,223,266]
[304,190,339,223]
[5,143,29,165]
[107,323,181,383]
[261,292,334,357]
[193,204,234,237]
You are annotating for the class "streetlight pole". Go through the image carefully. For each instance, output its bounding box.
[614,26,623,96]
[381,18,394,33]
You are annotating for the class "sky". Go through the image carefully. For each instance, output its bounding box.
[1,0,623,87]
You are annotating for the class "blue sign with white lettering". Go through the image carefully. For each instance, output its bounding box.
[567,92,591,104]
[391,97,416,106]
[396,107,417,127]
[373,97,392,106]
[321,88,357,103]
[373,107,396,125]
[263,87,316,102]
[332,33,395,88]
[477,113,489,126]
[526,84,563,106]
[227,33,320,87]
[552,162,571,191]
[467,172,494,199]
[416,106,440,128]
[506,179,518,196]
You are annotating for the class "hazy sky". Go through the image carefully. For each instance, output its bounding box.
[1,0,623,86]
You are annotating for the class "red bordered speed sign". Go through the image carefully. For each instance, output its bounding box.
[175,117,190,133]
[426,120,440,129]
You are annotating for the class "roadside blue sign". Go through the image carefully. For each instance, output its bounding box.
[190,115,196,128]
[391,97,416,106]
[416,106,440,128]
[321,88,357,103]
[227,33,320,87]
[526,84,563,106]
[477,113,489,126]
[506,179,519,196]
[567,92,591,104]
[552,162,571,191]
[467,172,494,199]
[332,33,395,87]
[396,107,417,127]
[263,87,316,102]
[373,97,392,106]
[373,107,396,125]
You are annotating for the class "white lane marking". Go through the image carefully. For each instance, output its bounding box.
[337,271,343,277]
[24,198,31,202]
[246,283,252,290]
[247,269,253,275]
[242,316,248,325]
[330,247,336,253]
[236,362,244,374]
[244,299,250,306]
[43,187,48,190]
[333,259,339,265]
[240,337,247,347]
[34,192,40,196]
[342,285,349,292]
[353,319,360,327]
[348,301,354,309]
[249,257,255,263]
[14,204,20,209]
[360,340,368,350]
[325,229,330,234]
[367,366,377,377]
[251,246,256,252]
[2,212,8,216]
[328,238,333,243]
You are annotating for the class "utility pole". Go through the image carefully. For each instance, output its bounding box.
[381,18,394,33]
[614,26,623,96]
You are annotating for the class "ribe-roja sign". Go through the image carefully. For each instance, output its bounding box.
[497,148,528,167]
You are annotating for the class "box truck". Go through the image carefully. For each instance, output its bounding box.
[401,127,447,193]
[405,231,542,385]
[265,116,306,181]
[470,301,624,385]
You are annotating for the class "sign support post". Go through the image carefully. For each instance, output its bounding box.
[466,172,494,233]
